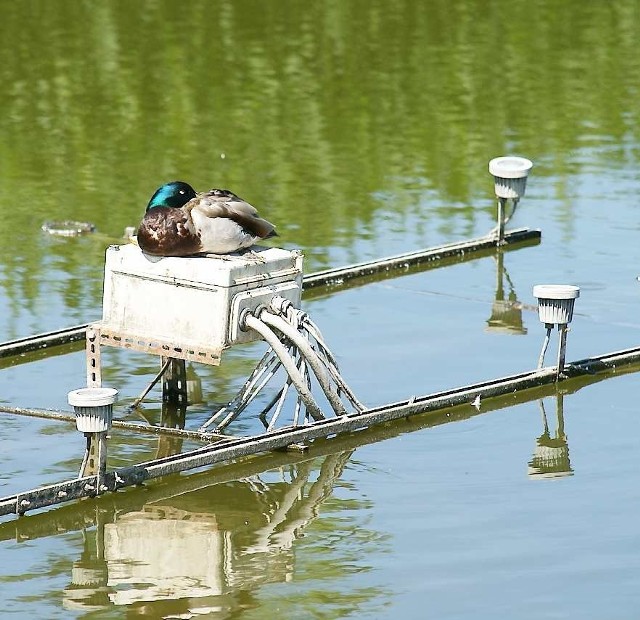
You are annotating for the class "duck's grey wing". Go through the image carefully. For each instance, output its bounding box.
[187,189,276,239]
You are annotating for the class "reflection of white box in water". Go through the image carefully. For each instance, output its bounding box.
[102,506,297,605]
[104,513,228,603]
[99,244,303,364]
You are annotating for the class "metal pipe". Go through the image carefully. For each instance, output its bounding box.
[303,227,540,290]
[265,374,292,431]
[506,198,520,227]
[5,343,640,517]
[214,342,302,431]
[301,318,366,411]
[0,324,87,359]
[242,313,325,422]
[78,435,91,479]
[291,351,308,428]
[0,228,542,364]
[199,349,282,431]
[258,309,349,417]
[127,357,172,412]
[538,324,553,369]
[267,349,307,431]
[299,315,338,366]
[272,302,365,411]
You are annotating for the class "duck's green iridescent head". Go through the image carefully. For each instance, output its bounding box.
[146,181,197,211]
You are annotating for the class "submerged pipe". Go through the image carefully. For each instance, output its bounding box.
[0,404,231,442]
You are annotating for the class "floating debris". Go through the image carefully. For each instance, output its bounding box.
[41,221,96,236]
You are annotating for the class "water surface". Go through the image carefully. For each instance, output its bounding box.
[1,1,640,618]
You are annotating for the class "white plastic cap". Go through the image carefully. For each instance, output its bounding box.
[533,284,580,325]
[489,156,533,179]
[68,387,118,408]
[533,285,580,300]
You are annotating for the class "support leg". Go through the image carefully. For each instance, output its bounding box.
[162,358,188,406]
[537,324,553,369]
[556,325,569,379]
[496,197,507,246]
[79,431,108,492]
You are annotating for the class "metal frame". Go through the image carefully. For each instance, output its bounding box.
[0,227,542,365]
[86,325,223,388]
[0,227,545,517]
[2,343,640,517]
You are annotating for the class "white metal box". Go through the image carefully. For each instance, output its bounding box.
[98,244,303,364]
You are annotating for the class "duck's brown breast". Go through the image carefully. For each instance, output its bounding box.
[137,207,202,256]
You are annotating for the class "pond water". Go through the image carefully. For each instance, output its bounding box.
[1,1,640,618]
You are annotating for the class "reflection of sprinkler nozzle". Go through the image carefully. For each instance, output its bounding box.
[63,528,110,611]
[486,298,527,334]
[528,395,572,478]
[485,251,527,335]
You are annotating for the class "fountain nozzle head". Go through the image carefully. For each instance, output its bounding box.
[489,156,533,199]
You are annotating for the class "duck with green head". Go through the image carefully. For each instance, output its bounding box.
[136,181,277,256]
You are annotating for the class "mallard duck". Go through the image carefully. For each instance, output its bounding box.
[136,181,277,256]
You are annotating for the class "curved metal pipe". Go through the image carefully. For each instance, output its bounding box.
[258,310,349,417]
[538,325,553,369]
[300,317,365,411]
[242,313,325,422]
[199,349,282,431]
[268,299,364,412]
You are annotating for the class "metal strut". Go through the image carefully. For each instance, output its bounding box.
[199,297,364,433]
[488,196,520,242]
[537,323,570,379]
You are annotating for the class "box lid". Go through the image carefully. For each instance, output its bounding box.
[105,244,303,288]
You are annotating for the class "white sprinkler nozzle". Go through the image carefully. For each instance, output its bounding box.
[489,156,533,199]
[68,387,118,433]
